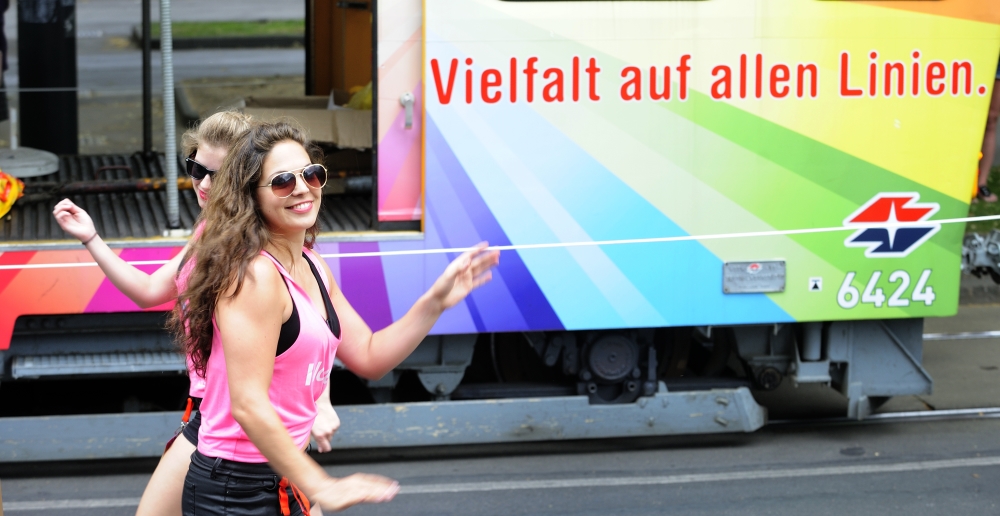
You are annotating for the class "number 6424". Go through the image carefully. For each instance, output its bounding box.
[837,269,935,309]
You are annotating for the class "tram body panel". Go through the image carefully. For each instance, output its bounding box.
[414,0,998,329]
[2,0,1000,347]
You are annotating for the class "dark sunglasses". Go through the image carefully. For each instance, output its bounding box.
[185,153,216,181]
[258,164,329,199]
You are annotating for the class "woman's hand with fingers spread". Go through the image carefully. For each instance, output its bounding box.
[311,474,400,512]
[427,242,500,311]
[52,198,98,243]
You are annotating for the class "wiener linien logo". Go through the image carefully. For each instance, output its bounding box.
[843,193,940,258]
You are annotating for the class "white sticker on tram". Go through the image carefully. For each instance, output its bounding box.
[5,456,1000,510]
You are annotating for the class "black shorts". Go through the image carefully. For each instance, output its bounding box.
[184,450,307,516]
[182,410,201,446]
[181,397,203,446]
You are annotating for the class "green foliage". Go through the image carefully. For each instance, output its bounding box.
[967,165,1000,234]
[149,20,304,39]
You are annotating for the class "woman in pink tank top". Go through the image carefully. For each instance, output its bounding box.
[172,121,498,515]
[52,112,340,516]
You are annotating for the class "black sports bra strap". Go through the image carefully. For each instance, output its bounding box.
[303,252,341,339]
[262,251,300,356]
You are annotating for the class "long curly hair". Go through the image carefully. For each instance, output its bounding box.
[170,121,321,377]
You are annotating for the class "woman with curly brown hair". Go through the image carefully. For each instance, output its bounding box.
[53,111,341,516]
[173,120,498,515]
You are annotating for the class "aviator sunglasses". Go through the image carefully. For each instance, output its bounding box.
[185,153,216,181]
[259,164,329,198]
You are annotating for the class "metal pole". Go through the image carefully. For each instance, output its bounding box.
[371,0,379,230]
[9,108,17,151]
[304,0,313,95]
[142,0,153,155]
[160,0,180,229]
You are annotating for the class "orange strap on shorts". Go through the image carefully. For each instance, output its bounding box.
[163,398,196,453]
[278,477,311,516]
[182,397,194,424]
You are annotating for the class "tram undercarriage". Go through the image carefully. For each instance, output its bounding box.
[0,312,928,462]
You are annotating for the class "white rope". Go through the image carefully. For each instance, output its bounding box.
[0,260,174,271]
[318,213,999,258]
[2,214,997,271]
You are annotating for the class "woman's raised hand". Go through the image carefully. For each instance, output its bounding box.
[52,198,98,243]
[312,474,400,512]
[427,242,500,311]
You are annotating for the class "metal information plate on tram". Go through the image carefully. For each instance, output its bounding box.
[723,261,786,294]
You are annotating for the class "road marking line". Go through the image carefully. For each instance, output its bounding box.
[7,456,1000,510]
[400,457,1000,494]
[769,407,1000,427]
[400,456,1000,494]
[5,498,140,511]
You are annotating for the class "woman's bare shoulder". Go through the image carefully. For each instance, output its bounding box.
[223,254,284,300]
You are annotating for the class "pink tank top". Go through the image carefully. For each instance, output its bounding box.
[176,221,206,398]
[197,250,340,462]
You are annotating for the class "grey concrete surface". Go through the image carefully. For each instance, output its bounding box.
[884,305,1000,412]
[959,273,1000,305]
[924,304,1000,335]
[1,418,998,515]
[750,304,1000,418]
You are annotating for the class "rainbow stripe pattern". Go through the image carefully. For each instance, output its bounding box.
[2,0,999,348]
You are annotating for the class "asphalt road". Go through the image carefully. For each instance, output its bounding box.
[5,0,306,91]
[2,0,306,153]
[1,304,999,516]
[6,32,305,95]
[2,417,998,515]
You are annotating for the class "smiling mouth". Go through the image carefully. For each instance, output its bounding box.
[197,190,209,200]
[288,201,313,212]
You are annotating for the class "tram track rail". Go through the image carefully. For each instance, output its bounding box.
[769,407,1000,428]
[922,330,1000,341]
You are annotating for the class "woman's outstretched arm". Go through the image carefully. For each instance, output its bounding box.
[321,243,499,381]
[53,198,187,308]
[218,256,397,511]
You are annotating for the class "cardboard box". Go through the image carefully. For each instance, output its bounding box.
[239,96,372,150]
